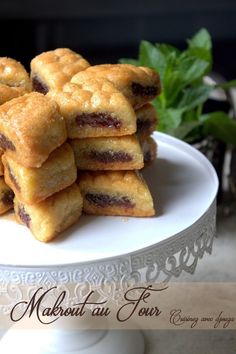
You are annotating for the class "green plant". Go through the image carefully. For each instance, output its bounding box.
[120,29,236,145]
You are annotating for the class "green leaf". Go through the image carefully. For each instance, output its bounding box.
[155,106,184,133]
[217,79,236,90]
[177,55,209,85]
[177,85,213,111]
[156,43,180,58]
[172,121,203,140]
[201,112,236,145]
[119,58,140,66]
[162,70,183,106]
[188,28,212,51]
[186,47,212,72]
[139,41,167,81]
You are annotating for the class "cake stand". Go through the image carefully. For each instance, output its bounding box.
[0,132,218,354]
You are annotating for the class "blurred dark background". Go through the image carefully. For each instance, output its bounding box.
[1,0,236,79]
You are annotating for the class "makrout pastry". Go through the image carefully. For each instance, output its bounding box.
[0,92,67,168]
[3,143,77,204]
[70,135,144,170]
[14,183,83,242]
[136,103,158,138]
[71,64,161,109]
[47,81,136,138]
[141,137,157,165]
[31,48,90,94]
[0,149,3,176]
[78,170,155,217]
[0,57,31,90]
[0,177,14,214]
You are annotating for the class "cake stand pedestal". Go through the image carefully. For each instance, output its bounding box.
[0,133,218,354]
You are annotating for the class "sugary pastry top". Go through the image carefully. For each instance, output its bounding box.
[31,48,90,89]
[0,57,31,90]
[0,92,67,167]
[48,79,136,118]
[71,64,161,107]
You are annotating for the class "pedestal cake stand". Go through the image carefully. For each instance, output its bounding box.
[0,132,218,354]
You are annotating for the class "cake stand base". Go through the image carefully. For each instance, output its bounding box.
[0,327,145,354]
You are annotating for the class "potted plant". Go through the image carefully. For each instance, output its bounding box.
[120,28,236,205]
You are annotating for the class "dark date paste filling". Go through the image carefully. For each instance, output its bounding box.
[6,164,20,191]
[144,151,151,163]
[0,133,15,151]
[75,113,121,129]
[86,193,135,208]
[89,150,132,163]
[32,76,49,95]
[137,118,152,133]
[132,82,158,97]
[2,190,14,206]
[18,205,31,228]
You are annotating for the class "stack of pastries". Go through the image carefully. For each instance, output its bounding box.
[0,48,161,242]
[0,57,31,216]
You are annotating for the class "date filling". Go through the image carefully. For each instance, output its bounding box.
[144,151,151,163]
[89,150,132,163]
[2,190,14,206]
[86,193,135,208]
[0,133,15,151]
[18,205,31,227]
[32,76,49,95]
[132,82,158,97]
[75,113,121,129]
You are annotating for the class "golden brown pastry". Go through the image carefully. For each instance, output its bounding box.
[0,176,14,215]
[0,149,3,176]
[0,57,31,90]
[31,48,90,94]
[3,143,77,204]
[70,135,144,170]
[47,80,137,138]
[136,103,158,138]
[71,64,161,109]
[14,183,83,242]
[78,170,155,217]
[0,92,67,168]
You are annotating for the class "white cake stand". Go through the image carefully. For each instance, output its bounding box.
[0,132,218,354]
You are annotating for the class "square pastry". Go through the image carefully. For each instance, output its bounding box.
[47,80,136,138]
[70,135,144,170]
[0,176,14,215]
[71,64,161,109]
[78,170,155,217]
[0,92,67,168]
[31,48,90,94]
[3,143,77,204]
[14,183,83,242]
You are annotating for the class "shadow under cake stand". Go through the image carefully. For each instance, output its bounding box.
[0,132,218,354]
